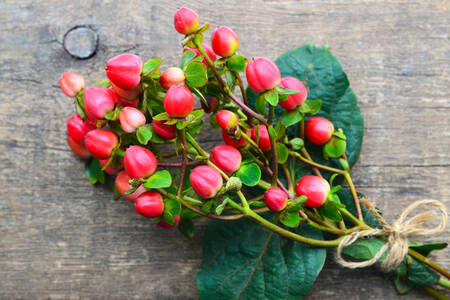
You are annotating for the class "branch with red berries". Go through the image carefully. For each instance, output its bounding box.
[60,7,449,299]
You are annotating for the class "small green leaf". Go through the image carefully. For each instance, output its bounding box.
[276,86,300,95]
[290,138,304,150]
[236,163,261,187]
[113,184,121,200]
[149,125,165,143]
[264,89,279,106]
[180,50,197,70]
[268,126,277,139]
[144,170,172,189]
[408,257,440,285]
[276,143,289,164]
[202,200,214,214]
[178,215,194,240]
[393,274,415,294]
[215,198,229,216]
[185,61,207,87]
[164,197,181,217]
[281,109,303,126]
[191,109,204,121]
[136,126,152,145]
[142,58,162,75]
[161,211,175,225]
[333,128,346,140]
[226,54,247,72]
[341,238,386,262]
[225,71,235,87]
[255,94,267,116]
[323,137,347,159]
[187,119,203,137]
[190,87,208,106]
[304,99,322,114]
[92,79,110,87]
[85,158,105,185]
[318,201,342,222]
[153,112,168,121]
[280,211,300,228]
[408,241,448,257]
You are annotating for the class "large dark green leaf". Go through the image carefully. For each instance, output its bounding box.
[247,44,364,179]
[337,189,380,228]
[197,219,326,300]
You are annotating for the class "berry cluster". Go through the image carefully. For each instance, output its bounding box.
[61,7,347,233]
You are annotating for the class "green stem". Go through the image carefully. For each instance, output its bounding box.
[240,129,268,165]
[438,277,450,289]
[114,148,125,158]
[408,249,450,279]
[177,129,187,197]
[423,286,450,300]
[257,179,271,190]
[343,172,363,221]
[234,71,249,106]
[268,106,278,186]
[186,132,208,157]
[289,150,345,175]
[282,163,294,194]
[300,148,321,177]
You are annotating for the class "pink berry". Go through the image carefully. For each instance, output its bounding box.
[67,136,91,159]
[210,145,242,175]
[106,53,143,101]
[264,188,288,211]
[185,43,217,67]
[66,114,96,144]
[124,146,157,179]
[115,170,146,202]
[251,125,271,152]
[152,120,176,140]
[99,158,123,175]
[157,215,180,229]
[163,85,195,118]
[211,26,239,57]
[222,129,249,148]
[85,129,118,160]
[246,57,281,93]
[216,110,238,130]
[174,7,200,35]
[305,117,334,146]
[189,165,223,198]
[278,77,308,110]
[59,72,85,97]
[119,107,146,133]
[160,67,185,90]
[83,86,118,121]
[135,191,164,218]
[295,175,330,208]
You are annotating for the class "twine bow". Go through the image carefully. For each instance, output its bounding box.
[336,199,447,272]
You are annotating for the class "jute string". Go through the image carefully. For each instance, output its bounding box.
[336,199,447,272]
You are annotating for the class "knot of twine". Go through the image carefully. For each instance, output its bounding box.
[336,199,447,272]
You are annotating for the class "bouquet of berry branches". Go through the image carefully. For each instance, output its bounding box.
[59,7,449,299]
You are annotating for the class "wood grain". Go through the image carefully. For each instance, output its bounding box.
[0,0,448,299]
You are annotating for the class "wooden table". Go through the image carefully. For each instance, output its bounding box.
[1,0,448,299]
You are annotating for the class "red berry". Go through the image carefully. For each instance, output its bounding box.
[85,129,118,159]
[305,117,334,146]
[185,43,217,67]
[201,94,219,113]
[67,136,91,159]
[124,145,157,179]
[152,120,176,140]
[160,67,185,90]
[246,57,281,93]
[174,7,200,35]
[264,188,288,211]
[211,26,239,57]
[157,215,180,229]
[66,114,96,144]
[278,77,308,110]
[83,86,118,120]
[119,107,146,133]
[222,129,249,148]
[189,165,223,198]
[115,170,146,201]
[295,175,330,208]
[251,125,271,152]
[59,72,85,97]
[135,191,164,218]
[99,158,123,175]
[210,145,242,175]
[163,85,195,118]
[119,97,139,108]
[216,110,238,130]
[106,53,143,100]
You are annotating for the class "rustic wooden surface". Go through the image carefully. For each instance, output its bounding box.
[0,0,449,299]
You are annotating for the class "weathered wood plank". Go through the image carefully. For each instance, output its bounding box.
[0,0,448,299]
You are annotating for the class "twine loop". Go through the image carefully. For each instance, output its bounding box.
[336,199,447,272]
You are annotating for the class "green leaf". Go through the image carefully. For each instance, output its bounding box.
[276,86,300,95]
[236,163,261,187]
[164,197,181,217]
[276,143,289,164]
[202,200,214,214]
[92,79,110,87]
[408,241,448,257]
[393,274,415,294]
[323,137,346,159]
[318,201,342,222]
[142,58,162,75]
[298,99,322,115]
[264,89,279,106]
[185,61,207,87]
[178,212,195,240]
[215,198,229,216]
[255,94,267,116]
[280,211,300,228]
[226,54,247,72]
[268,126,277,139]
[85,158,105,185]
[136,125,152,145]
[407,256,440,285]
[338,189,380,228]
[247,44,364,180]
[180,50,197,70]
[281,109,303,126]
[197,220,326,300]
[290,138,304,150]
[153,112,168,121]
[341,238,386,262]
[143,170,172,189]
